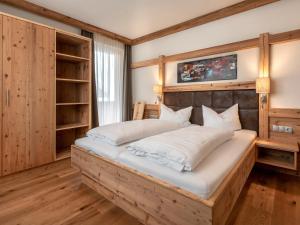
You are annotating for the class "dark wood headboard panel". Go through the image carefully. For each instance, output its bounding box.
[164,89,259,132]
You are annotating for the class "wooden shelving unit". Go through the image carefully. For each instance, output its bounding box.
[55,30,92,161]
[256,139,299,170]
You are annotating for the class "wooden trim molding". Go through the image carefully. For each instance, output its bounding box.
[269,29,300,45]
[158,55,166,87]
[131,58,159,69]
[163,81,256,93]
[258,33,270,139]
[131,0,280,45]
[158,55,166,103]
[269,108,300,119]
[0,0,132,44]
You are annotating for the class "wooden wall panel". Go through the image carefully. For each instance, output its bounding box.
[269,108,300,144]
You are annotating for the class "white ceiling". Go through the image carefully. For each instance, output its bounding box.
[27,0,242,39]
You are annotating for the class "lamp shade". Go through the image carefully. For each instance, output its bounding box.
[153,84,163,94]
[256,77,270,94]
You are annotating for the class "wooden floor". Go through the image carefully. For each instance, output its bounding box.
[0,159,299,225]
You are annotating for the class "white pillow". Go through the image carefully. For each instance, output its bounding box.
[160,104,192,127]
[202,104,241,131]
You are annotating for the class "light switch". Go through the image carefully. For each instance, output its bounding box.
[272,125,279,132]
[285,126,293,134]
[278,126,285,132]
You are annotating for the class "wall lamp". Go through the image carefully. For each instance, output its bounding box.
[256,77,270,106]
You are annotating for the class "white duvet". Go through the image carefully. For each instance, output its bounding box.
[127,125,233,172]
[87,119,183,146]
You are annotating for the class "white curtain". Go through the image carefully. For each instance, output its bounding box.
[94,33,125,125]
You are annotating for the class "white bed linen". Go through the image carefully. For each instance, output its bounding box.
[75,137,127,160]
[87,119,183,146]
[118,130,256,199]
[127,126,234,172]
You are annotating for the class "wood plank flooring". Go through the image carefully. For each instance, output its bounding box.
[0,159,141,225]
[0,159,299,225]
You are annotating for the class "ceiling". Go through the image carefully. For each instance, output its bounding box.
[27,0,242,39]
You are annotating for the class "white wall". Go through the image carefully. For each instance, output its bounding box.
[0,3,80,34]
[271,40,300,108]
[132,65,159,103]
[132,0,300,107]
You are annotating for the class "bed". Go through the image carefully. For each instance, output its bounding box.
[71,89,259,225]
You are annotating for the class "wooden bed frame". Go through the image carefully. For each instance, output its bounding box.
[71,140,256,225]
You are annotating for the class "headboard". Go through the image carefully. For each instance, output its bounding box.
[164,89,259,132]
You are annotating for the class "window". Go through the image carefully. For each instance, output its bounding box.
[94,34,124,125]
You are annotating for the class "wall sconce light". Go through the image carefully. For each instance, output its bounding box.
[153,84,163,104]
[256,77,270,106]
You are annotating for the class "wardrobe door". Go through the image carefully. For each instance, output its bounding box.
[29,23,55,168]
[2,16,55,175]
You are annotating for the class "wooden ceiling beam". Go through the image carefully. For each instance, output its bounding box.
[131,0,280,45]
[0,0,132,44]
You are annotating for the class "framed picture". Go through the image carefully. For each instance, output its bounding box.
[177,54,237,83]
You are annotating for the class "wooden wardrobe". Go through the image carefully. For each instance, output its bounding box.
[0,13,92,176]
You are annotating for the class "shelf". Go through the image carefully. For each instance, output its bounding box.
[56,31,90,45]
[256,139,299,152]
[56,148,71,161]
[256,142,297,170]
[256,156,296,170]
[56,53,89,62]
[56,102,89,106]
[56,78,90,83]
[56,123,89,131]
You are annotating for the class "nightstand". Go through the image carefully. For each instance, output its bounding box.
[256,139,299,170]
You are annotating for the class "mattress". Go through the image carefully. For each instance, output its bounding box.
[75,129,256,199]
[117,129,257,199]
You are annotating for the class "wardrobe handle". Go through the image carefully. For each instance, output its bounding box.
[6,89,10,107]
